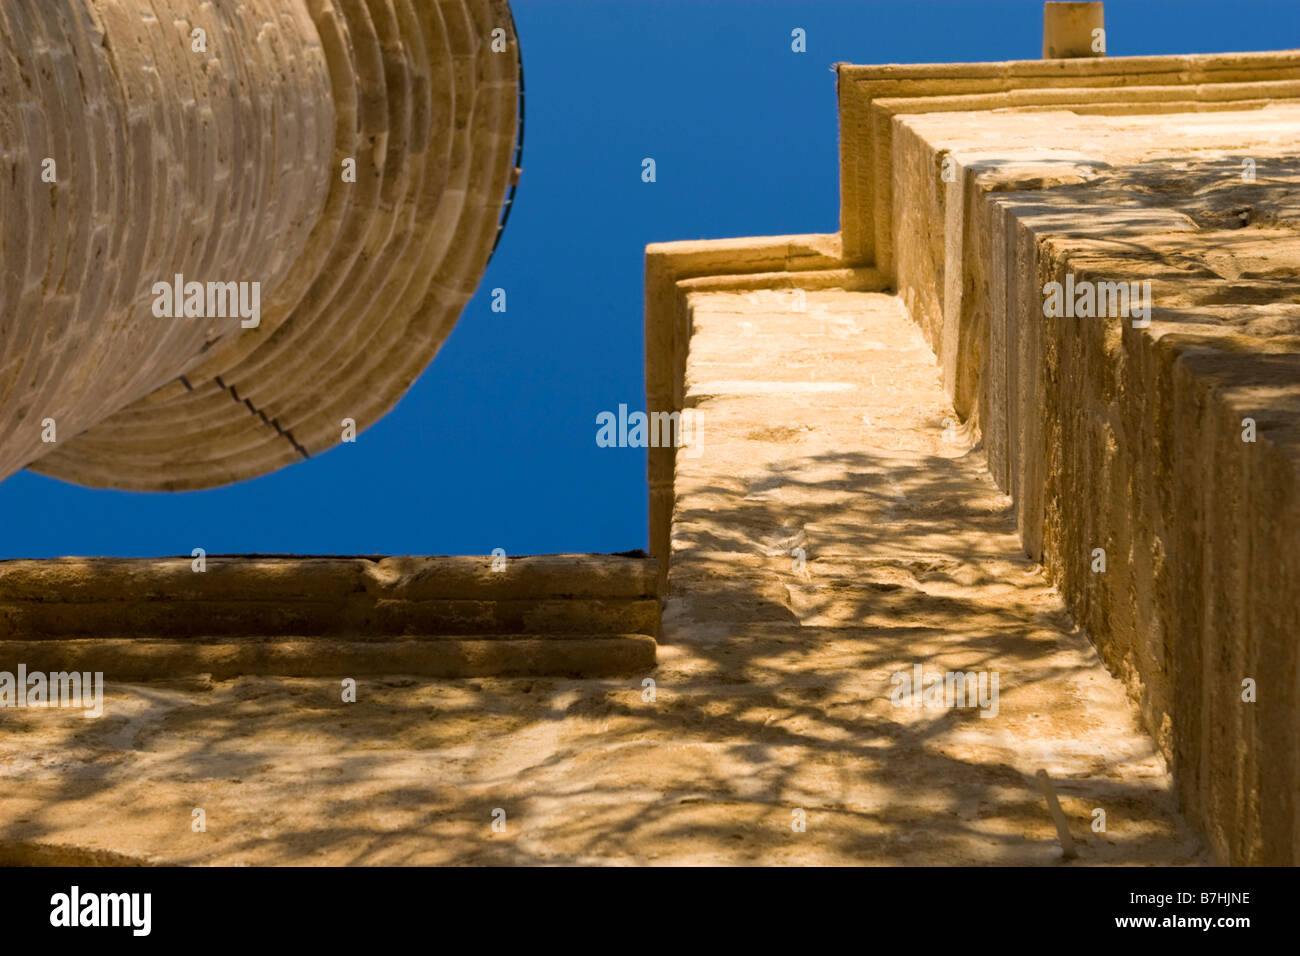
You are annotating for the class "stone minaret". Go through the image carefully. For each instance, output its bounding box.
[0,0,520,490]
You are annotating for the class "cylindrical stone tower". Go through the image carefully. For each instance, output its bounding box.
[0,0,520,490]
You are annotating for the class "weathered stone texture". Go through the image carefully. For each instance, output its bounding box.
[657,284,1199,862]
[885,94,1300,864]
[0,293,1201,866]
[635,48,1300,865]
[0,0,520,490]
[0,554,659,678]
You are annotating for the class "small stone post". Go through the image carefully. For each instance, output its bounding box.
[1042,2,1106,59]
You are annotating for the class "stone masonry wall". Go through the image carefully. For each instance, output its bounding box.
[890,104,1300,863]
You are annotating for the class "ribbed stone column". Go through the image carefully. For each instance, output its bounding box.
[0,0,520,490]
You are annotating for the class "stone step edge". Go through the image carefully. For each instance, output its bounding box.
[0,554,660,603]
[0,634,657,680]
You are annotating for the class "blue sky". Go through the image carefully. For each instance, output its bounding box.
[2,0,1294,559]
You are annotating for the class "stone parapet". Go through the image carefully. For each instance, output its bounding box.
[0,554,658,678]
[884,89,1300,864]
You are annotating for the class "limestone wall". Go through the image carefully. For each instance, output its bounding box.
[888,103,1300,864]
[638,50,1300,863]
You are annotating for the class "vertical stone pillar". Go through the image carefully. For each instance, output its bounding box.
[1042,2,1106,59]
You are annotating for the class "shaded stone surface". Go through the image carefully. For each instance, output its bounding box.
[2,38,1294,868]
[889,105,1300,865]
[0,293,1201,865]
